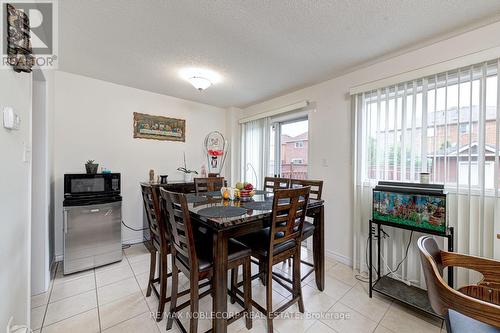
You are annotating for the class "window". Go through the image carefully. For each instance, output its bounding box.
[354,59,499,190]
[242,114,309,187]
[459,123,470,134]
[269,118,309,179]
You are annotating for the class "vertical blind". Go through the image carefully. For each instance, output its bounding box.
[240,117,270,190]
[353,59,500,287]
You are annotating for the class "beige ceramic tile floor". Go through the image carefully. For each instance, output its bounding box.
[31,243,444,333]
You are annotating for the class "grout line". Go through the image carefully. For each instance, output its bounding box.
[46,276,97,305]
[39,261,58,332]
[101,311,152,332]
[124,246,163,332]
[93,268,102,333]
[39,308,98,331]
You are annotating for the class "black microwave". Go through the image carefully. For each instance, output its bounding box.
[64,173,121,198]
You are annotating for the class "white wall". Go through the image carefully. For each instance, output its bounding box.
[31,71,51,295]
[52,71,227,258]
[238,20,500,265]
[0,71,32,328]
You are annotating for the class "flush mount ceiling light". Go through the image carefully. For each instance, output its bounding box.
[179,67,222,91]
[188,76,212,91]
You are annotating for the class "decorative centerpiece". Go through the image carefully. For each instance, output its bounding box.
[204,131,228,175]
[235,182,255,201]
[177,152,198,182]
[85,160,99,174]
[219,182,255,201]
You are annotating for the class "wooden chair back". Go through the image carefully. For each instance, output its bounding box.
[194,177,225,194]
[418,236,500,328]
[269,187,310,256]
[264,177,290,193]
[159,189,198,270]
[141,184,165,247]
[290,179,323,200]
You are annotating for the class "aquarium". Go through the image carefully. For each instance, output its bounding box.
[372,182,447,234]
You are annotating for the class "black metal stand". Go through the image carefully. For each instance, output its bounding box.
[368,219,454,318]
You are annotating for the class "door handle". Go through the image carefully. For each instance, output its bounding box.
[90,209,100,213]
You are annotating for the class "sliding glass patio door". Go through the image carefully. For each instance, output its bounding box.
[240,113,309,189]
[269,117,309,179]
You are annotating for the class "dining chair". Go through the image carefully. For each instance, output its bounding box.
[237,186,311,333]
[160,189,253,333]
[140,184,172,321]
[194,177,225,194]
[418,236,500,332]
[289,179,324,280]
[263,176,290,193]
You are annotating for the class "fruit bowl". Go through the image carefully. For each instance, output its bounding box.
[235,181,255,201]
[239,189,255,201]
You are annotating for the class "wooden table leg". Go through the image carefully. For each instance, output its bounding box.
[313,205,325,291]
[212,230,228,333]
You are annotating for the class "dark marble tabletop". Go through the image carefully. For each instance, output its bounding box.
[187,192,324,230]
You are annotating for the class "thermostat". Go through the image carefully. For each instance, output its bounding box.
[3,107,20,130]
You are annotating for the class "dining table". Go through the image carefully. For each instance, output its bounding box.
[183,190,325,333]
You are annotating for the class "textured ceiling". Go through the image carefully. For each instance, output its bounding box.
[58,0,500,108]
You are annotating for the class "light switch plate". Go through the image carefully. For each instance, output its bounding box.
[3,107,20,130]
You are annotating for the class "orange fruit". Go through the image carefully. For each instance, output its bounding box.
[223,190,229,200]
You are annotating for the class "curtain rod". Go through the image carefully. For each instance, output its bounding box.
[238,100,309,124]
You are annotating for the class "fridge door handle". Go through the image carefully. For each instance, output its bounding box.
[64,210,68,234]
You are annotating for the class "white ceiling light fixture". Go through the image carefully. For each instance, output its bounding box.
[188,76,212,91]
[179,67,222,92]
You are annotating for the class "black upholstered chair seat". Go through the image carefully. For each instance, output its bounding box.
[446,310,500,333]
[177,238,251,272]
[301,222,314,239]
[237,227,295,258]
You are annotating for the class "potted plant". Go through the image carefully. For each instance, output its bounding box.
[177,153,198,182]
[85,160,99,174]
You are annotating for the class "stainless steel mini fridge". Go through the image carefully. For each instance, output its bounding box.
[63,173,122,275]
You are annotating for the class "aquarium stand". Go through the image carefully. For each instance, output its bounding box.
[368,219,454,319]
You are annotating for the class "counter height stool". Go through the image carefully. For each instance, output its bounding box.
[194,177,225,194]
[263,177,290,193]
[289,179,323,281]
[237,186,311,333]
[140,184,172,321]
[160,189,253,333]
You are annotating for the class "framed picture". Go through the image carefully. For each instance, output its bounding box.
[133,112,186,142]
[6,4,34,73]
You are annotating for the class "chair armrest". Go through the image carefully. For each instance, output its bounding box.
[441,251,500,284]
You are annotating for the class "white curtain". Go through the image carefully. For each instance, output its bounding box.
[353,59,500,288]
[240,118,270,190]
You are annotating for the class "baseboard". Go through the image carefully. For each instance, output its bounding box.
[123,237,146,245]
[326,249,352,266]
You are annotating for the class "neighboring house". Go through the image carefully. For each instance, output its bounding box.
[367,105,500,187]
[281,132,308,179]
